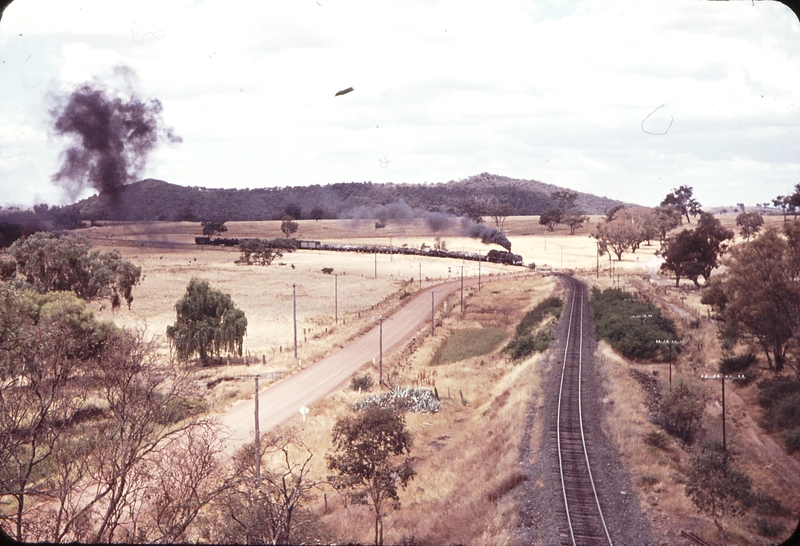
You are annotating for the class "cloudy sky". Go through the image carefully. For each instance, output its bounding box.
[1,0,799,210]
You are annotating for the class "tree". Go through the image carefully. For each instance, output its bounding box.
[549,190,579,212]
[605,204,625,222]
[458,199,485,224]
[8,232,142,309]
[685,441,752,541]
[0,288,114,542]
[661,185,702,224]
[538,208,562,232]
[236,238,283,266]
[280,216,299,238]
[654,377,705,443]
[659,212,733,287]
[593,217,641,261]
[772,195,794,222]
[166,278,247,364]
[562,210,589,235]
[309,206,325,221]
[327,407,416,546]
[201,219,228,238]
[284,203,302,220]
[701,227,800,373]
[735,212,763,241]
[652,205,683,244]
[218,432,319,545]
[489,203,514,231]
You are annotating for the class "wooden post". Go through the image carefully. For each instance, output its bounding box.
[254,375,260,480]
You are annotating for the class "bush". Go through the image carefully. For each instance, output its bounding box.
[590,288,678,360]
[757,377,800,433]
[753,517,786,539]
[0,259,15,280]
[350,374,373,392]
[321,267,334,274]
[784,428,800,454]
[643,430,671,450]
[654,378,705,444]
[747,491,789,518]
[719,353,755,375]
[502,330,553,361]
[515,296,563,338]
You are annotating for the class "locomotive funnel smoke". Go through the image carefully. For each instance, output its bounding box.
[463,220,512,251]
[51,66,181,201]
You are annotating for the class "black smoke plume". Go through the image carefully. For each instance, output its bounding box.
[51,68,181,201]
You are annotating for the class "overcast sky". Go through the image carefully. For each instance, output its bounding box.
[1,0,799,210]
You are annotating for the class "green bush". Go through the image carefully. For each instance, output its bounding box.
[514,296,562,338]
[757,377,800,433]
[503,330,553,361]
[350,374,374,392]
[590,288,678,360]
[654,378,705,444]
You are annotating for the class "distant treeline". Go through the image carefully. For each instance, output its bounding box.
[61,172,630,222]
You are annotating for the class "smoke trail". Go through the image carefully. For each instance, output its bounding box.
[50,66,181,201]
[341,200,512,251]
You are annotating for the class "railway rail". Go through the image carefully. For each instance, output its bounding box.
[556,275,613,546]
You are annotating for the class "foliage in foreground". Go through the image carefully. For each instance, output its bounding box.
[590,288,678,360]
[502,296,562,361]
[166,278,247,363]
[757,376,800,453]
[685,441,752,538]
[7,231,142,309]
[653,377,705,444]
[327,407,415,546]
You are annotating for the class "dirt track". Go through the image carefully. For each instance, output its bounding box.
[217,271,532,453]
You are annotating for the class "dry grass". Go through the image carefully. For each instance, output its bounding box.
[64,216,800,543]
[259,274,559,545]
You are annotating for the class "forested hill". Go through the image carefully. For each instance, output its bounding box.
[68,172,634,222]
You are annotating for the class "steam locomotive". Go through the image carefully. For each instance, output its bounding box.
[195,237,524,266]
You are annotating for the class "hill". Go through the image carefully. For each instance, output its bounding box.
[67,173,635,222]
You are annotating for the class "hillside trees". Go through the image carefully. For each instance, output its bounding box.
[659,213,733,287]
[8,232,142,309]
[327,407,415,546]
[166,278,247,364]
[701,226,800,373]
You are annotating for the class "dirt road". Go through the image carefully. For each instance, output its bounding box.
[217,271,529,453]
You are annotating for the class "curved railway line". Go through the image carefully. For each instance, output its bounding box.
[556,275,614,546]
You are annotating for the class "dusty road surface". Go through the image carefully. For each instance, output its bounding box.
[217,271,531,453]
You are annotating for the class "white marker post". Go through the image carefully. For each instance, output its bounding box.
[299,405,309,423]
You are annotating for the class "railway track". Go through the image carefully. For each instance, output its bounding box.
[556,275,613,546]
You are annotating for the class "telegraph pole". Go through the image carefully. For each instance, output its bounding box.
[431,291,435,336]
[656,339,685,386]
[254,375,260,480]
[292,283,298,360]
[460,265,464,314]
[700,373,746,451]
[334,274,339,325]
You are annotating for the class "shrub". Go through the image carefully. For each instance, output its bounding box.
[639,475,660,488]
[0,259,15,280]
[654,378,705,444]
[321,267,334,274]
[757,377,800,433]
[514,296,562,338]
[502,330,553,361]
[590,288,678,360]
[753,517,786,539]
[643,430,671,450]
[350,374,373,392]
[747,491,789,518]
[719,353,755,375]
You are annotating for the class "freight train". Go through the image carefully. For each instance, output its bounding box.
[194,237,524,266]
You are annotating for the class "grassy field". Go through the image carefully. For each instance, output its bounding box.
[71,213,800,544]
